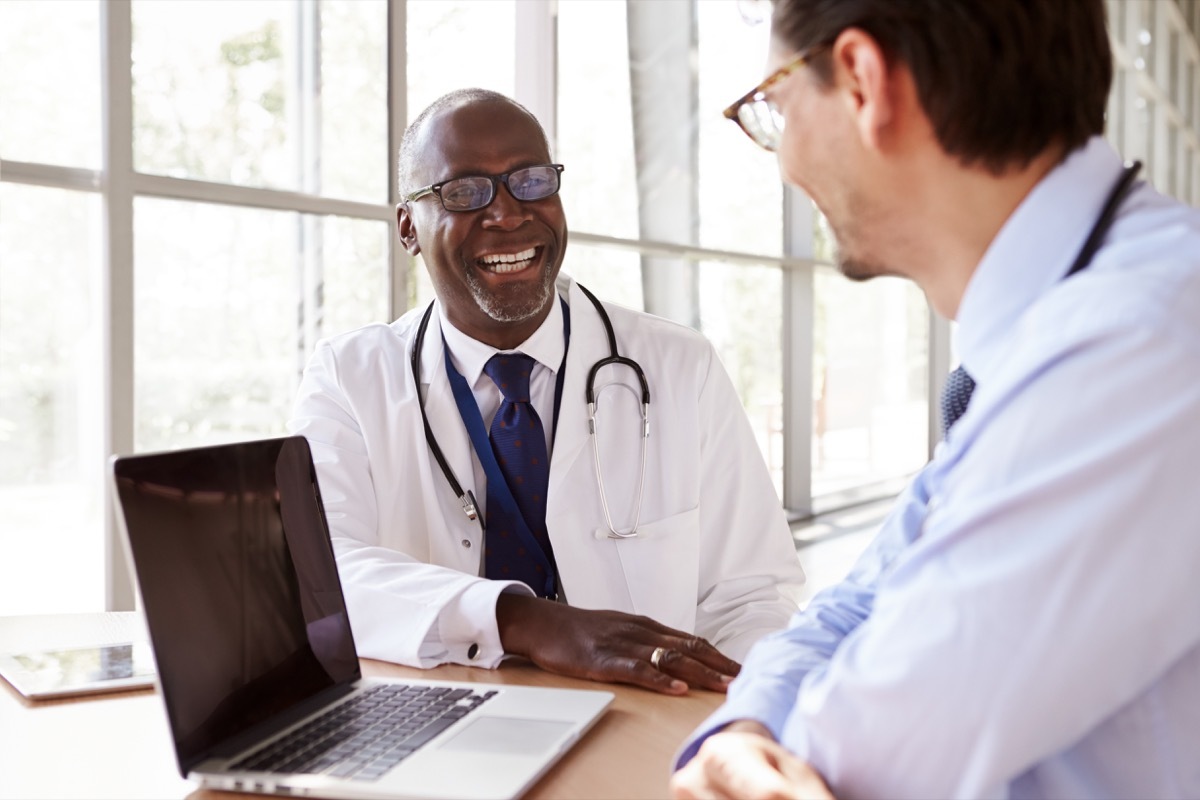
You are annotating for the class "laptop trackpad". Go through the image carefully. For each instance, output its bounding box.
[439,717,572,755]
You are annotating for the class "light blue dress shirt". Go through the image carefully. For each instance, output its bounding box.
[676,137,1200,799]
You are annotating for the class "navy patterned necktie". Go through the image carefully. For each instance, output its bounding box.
[940,365,976,439]
[482,353,557,596]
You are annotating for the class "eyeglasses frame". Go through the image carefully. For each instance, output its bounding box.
[404,163,566,212]
[722,50,818,151]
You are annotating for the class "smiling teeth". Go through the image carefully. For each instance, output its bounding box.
[480,247,537,273]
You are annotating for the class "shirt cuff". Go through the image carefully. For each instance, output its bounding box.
[673,675,794,770]
[433,579,535,668]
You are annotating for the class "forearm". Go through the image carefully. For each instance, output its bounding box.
[677,466,935,771]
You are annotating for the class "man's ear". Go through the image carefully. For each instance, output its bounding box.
[396,203,422,256]
[830,28,896,153]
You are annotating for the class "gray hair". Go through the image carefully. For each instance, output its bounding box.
[396,88,551,197]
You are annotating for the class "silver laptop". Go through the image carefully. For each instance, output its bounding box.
[111,435,612,800]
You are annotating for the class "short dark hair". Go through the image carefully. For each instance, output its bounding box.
[397,88,550,196]
[770,0,1112,172]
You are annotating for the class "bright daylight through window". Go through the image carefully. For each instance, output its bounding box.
[4,0,1196,615]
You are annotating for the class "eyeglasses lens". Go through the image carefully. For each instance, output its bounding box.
[739,100,782,152]
[507,165,560,201]
[439,165,561,212]
[440,177,494,211]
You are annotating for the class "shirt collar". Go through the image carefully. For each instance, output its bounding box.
[955,137,1126,383]
[438,294,565,386]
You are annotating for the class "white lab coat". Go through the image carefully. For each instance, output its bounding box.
[289,274,804,669]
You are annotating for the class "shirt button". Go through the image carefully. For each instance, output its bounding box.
[461,539,471,549]
[467,643,479,660]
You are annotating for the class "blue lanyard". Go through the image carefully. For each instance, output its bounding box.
[440,300,571,593]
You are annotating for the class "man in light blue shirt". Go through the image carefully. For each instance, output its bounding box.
[671,1,1200,798]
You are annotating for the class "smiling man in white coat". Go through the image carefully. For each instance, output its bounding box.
[289,88,805,695]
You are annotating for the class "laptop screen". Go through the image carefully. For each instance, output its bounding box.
[114,436,360,774]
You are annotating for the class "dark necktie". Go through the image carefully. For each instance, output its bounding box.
[940,365,976,439]
[482,353,557,596]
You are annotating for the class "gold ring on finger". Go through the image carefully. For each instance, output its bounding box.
[650,646,668,670]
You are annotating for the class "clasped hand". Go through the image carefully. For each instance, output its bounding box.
[670,723,834,800]
[495,594,739,694]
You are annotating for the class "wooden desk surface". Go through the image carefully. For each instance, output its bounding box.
[0,615,722,800]
[359,659,722,800]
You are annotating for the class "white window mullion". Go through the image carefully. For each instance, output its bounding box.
[927,312,952,455]
[514,0,558,152]
[387,0,409,319]
[293,0,323,369]
[100,0,135,611]
[782,186,815,518]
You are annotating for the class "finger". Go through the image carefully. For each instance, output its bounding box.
[599,656,690,696]
[721,765,809,800]
[624,614,736,658]
[673,635,741,678]
[621,617,741,678]
[656,648,736,693]
[670,762,724,800]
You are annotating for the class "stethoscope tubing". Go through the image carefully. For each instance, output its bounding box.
[412,284,651,538]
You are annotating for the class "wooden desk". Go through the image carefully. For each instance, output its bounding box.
[0,618,722,800]
[0,612,192,800]
[360,659,722,800]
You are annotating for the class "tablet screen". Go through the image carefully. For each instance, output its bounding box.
[0,642,156,699]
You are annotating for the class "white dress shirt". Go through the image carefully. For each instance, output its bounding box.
[676,137,1200,799]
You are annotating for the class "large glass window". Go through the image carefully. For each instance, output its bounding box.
[321,216,393,338]
[812,270,929,501]
[134,200,299,452]
[132,0,387,201]
[698,261,785,497]
[133,1,296,189]
[556,0,639,241]
[131,203,389,455]
[320,0,390,202]
[0,0,101,169]
[697,0,783,258]
[1107,0,1200,205]
[0,184,105,614]
[9,0,1193,615]
[406,0,516,121]
[564,244,645,311]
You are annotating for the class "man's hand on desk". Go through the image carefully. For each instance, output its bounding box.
[495,593,740,695]
[670,721,835,800]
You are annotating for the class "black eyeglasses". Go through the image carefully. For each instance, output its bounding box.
[722,51,815,152]
[405,164,565,212]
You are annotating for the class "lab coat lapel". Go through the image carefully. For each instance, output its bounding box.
[416,308,480,512]
[548,279,605,495]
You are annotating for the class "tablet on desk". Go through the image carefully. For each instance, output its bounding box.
[0,641,156,699]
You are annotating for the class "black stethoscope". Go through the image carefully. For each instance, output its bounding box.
[1062,160,1142,280]
[411,283,652,539]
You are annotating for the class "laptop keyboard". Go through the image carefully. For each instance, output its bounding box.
[230,684,497,782]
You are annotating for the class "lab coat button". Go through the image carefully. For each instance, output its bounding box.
[467,644,479,660]
[461,539,471,549]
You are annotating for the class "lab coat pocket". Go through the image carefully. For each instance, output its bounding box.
[606,506,700,635]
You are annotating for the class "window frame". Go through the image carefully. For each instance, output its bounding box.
[1,0,958,611]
